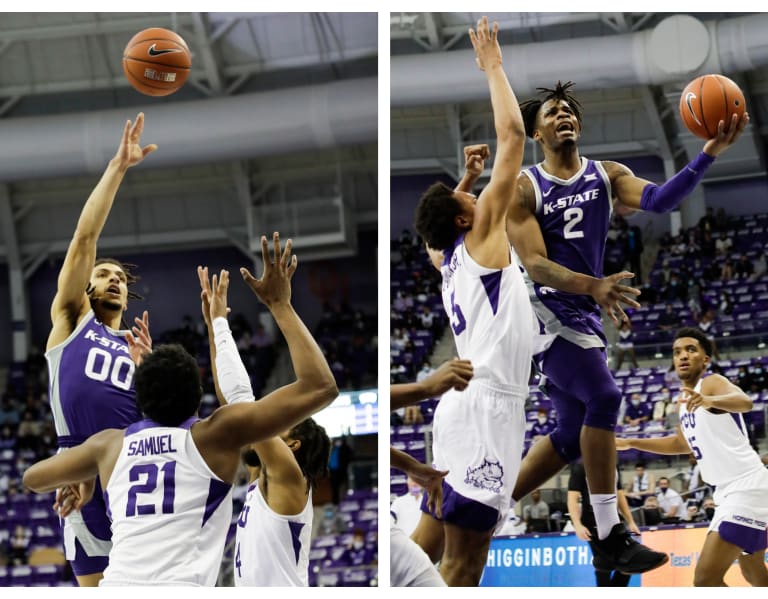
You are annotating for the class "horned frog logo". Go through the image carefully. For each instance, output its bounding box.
[464,458,504,493]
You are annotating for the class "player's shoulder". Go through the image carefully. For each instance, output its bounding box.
[514,172,536,211]
[599,159,634,180]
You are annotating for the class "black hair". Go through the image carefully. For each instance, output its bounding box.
[134,344,202,426]
[520,81,584,139]
[243,418,331,491]
[413,181,463,251]
[290,418,331,489]
[673,327,713,358]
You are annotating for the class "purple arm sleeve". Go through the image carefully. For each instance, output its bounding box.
[639,152,716,213]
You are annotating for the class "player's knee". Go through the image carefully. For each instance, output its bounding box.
[550,429,581,463]
[583,390,622,430]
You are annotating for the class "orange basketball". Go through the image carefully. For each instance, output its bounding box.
[679,74,745,140]
[123,28,191,97]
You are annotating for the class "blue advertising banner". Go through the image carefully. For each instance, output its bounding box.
[480,533,642,587]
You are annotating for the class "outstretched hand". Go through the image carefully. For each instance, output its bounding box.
[240,232,298,309]
[406,461,449,518]
[469,16,502,72]
[113,112,157,170]
[126,310,152,366]
[207,269,230,322]
[703,112,749,157]
[590,271,641,326]
[421,358,474,397]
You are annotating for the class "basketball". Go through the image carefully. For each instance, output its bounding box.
[679,74,746,140]
[123,28,191,97]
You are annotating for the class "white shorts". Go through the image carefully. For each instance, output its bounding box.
[431,379,527,531]
[710,468,768,554]
[390,526,445,587]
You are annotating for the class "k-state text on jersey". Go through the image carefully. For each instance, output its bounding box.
[543,188,601,215]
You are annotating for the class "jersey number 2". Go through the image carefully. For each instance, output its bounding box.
[126,462,176,516]
[563,207,584,239]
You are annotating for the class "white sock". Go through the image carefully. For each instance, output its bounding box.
[590,493,620,540]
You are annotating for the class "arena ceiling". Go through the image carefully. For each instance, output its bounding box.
[0,12,378,278]
[391,12,768,193]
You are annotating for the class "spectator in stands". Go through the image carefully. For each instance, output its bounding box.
[663,273,687,301]
[390,476,425,537]
[523,489,550,533]
[658,303,678,331]
[719,259,734,282]
[638,282,658,306]
[625,462,656,508]
[15,409,43,453]
[658,259,673,286]
[685,454,706,505]
[0,396,20,427]
[340,528,376,567]
[623,223,644,283]
[736,366,756,393]
[655,477,684,520]
[7,524,31,566]
[641,495,664,526]
[715,231,733,256]
[623,394,651,429]
[748,363,767,393]
[697,308,721,360]
[319,504,347,535]
[614,318,638,370]
[686,278,703,321]
[698,206,716,234]
[0,423,16,451]
[682,500,706,523]
[751,252,768,281]
[735,254,755,279]
[328,435,354,505]
[700,496,717,522]
[531,408,556,441]
[699,231,716,259]
[713,207,729,232]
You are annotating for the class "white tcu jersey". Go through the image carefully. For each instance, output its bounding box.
[234,480,312,586]
[102,418,233,586]
[441,235,535,388]
[678,377,765,487]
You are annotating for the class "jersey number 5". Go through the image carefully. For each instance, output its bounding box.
[563,207,584,239]
[450,291,467,335]
[126,462,177,516]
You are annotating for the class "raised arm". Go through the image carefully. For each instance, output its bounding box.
[197,266,226,406]
[467,17,525,240]
[610,112,748,212]
[198,233,338,454]
[48,114,157,347]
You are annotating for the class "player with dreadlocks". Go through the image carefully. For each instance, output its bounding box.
[475,80,746,573]
[198,264,332,586]
[45,113,156,586]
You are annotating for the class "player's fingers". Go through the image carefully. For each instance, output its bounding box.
[620,295,641,309]
[218,269,229,294]
[612,271,635,282]
[272,232,281,265]
[240,267,256,285]
[121,119,131,143]
[281,238,293,269]
[142,144,158,157]
[468,28,478,49]
[260,235,270,270]
[618,284,641,296]
[491,21,499,43]
[287,254,298,278]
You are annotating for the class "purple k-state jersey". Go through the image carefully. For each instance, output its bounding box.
[46,310,141,448]
[521,157,614,349]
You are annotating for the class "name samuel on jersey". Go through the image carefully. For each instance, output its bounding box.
[542,188,600,215]
[127,434,177,457]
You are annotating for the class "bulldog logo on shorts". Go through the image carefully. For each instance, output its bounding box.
[465,458,504,493]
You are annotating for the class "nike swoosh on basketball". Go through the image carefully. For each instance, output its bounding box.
[148,43,183,56]
[685,92,704,126]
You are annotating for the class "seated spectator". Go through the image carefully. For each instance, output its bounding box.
[719,259,734,282]
[656,477,685,521]
[662,273,686,301]
[530,408,556,440]
[681,500,706,523]
[698,206,715,234]
[715,231,733,256]
[340,528,376,567]
[0,423,16,450]
[699,230,716,258]
[700,496,717,521]
[658,303,678,331]
[523,489,551,533]
[752,252,767,281]
[0,396,20,427]
[642,495,664,526]
[714,207,729,232]
[7,524,31,566]
[623,394,651,428]
[697,309,721,360]
[734,254,755,279]
[614,318,638,370]
[625,462,655,508]
[15,409,43,453]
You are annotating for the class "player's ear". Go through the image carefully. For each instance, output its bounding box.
[287,439,301,453]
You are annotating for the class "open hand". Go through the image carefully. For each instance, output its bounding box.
[703,112,749,157]
[469,16,502,72]
[590,271,641,326]
[126,310,152,366]
[240,232,298,309]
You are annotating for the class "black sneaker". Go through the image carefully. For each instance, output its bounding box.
[589,523,668,574]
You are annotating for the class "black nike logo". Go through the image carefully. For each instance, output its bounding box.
[148,43,183,57]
